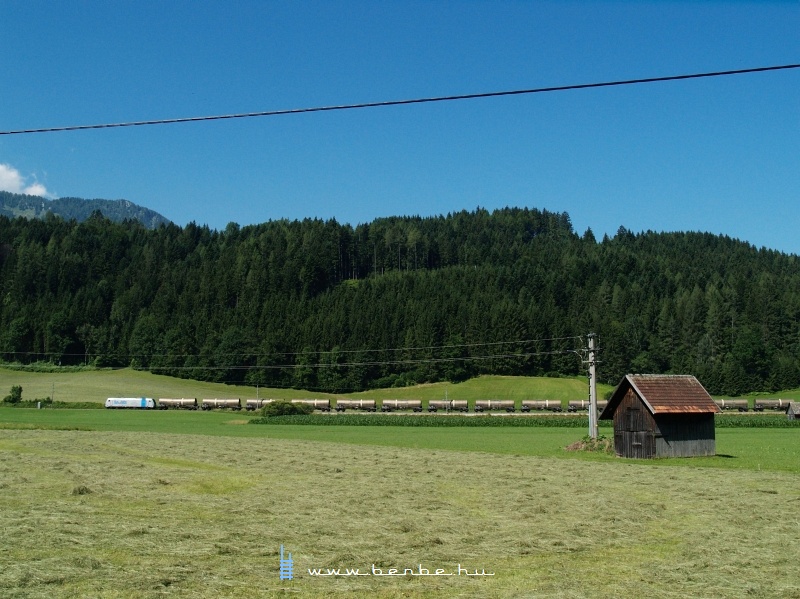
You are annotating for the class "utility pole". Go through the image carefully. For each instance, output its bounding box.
[587,333,598,440]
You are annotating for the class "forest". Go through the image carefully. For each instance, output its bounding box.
[1,207,799,395]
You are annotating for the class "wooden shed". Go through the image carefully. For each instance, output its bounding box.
[599,374,721,459]
[787,402,800,420]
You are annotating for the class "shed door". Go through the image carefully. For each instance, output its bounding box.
[619,407,655,458]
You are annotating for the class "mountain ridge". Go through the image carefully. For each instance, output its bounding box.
[0,190,171,229]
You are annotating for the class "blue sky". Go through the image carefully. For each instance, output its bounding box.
[2,1,799,253]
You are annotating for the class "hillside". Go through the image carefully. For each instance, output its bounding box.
[1,207,800,395]
[0,190,170,229]
[0,368,611,405]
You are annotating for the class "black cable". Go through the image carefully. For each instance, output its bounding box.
[1,63,797,136]
[146,349,580,371]
[5,335,583,360]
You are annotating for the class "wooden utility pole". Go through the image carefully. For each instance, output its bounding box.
[587,333,598,439]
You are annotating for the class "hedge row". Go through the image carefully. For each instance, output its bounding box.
[714,414,800,428]
[0,400,104,409]
[250,415,607,427]
[250,414,800,428]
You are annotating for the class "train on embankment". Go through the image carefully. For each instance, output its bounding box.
[103,397,607,412]
[104,396,795,413]
[713,398,794,412]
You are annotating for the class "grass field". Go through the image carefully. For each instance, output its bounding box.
[1,421,799,598]
[4,366,800,409]
[0,424,800,598]
[0,367,615,406]
[2,407,798,473]
[1,369,799,597]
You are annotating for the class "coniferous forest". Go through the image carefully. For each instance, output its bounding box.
[2,207,800,395]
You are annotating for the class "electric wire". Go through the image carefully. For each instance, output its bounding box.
[7,335,584,361]
[1,63,797,136]
[145,349,579,371]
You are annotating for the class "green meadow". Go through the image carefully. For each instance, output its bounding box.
[0,367,614,406]
[1,368,799,597]
[1,422,799,599]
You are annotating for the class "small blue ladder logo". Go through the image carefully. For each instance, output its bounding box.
[279,545,293,580]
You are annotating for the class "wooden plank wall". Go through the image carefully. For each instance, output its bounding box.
[613,388,657,458]
[654,414,716,457]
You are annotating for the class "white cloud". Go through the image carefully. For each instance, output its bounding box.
[22,182,49,196]
[0,163,53,197]
[0,164,24,192]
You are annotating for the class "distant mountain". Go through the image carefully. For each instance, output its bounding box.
[0,191,171,229]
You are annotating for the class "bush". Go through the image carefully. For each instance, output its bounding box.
[259,400,315,417]
[3,385,22,404]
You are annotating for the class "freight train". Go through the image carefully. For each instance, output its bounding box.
[104,397,610,413]
[104,396,793,413]
[712,398,793,412]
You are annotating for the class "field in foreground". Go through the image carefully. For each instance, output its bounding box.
[1,422,799,598]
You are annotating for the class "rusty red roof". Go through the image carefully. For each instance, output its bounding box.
[600,374,720,418]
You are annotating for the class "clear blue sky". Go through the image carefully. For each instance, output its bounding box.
[2,1,798,253]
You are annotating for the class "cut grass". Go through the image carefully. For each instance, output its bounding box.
[1,429,798,598]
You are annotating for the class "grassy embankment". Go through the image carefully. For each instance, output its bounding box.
[0,366,614,406]
[4,365,799,409]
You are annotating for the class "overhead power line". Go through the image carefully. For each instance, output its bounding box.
[7,335,582,360]
[1,63,798,136]
[146,349,580,371]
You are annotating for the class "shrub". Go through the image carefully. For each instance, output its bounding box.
[259,400,315,417]
[3,385,22,404]
[565,435,614,453]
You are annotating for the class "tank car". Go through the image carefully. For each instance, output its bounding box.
[520,399,563,412]
[158,398,198,410]
[714,399,748,412]
[201,398,242,410]
[568,400,589,412]
[427,399,468,412]
[380,399,423,412]
[753,398,791,411]
[291,399,331,411]
[474,399,515,413]
[335,399,376,412]
[245,399,274,411]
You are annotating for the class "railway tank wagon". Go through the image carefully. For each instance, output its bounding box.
[245,398,331,411]
[335,399,376,412]
[201,398,242,411]
[245,399,273,411]
[714,399,748,412]
[380,400,423,412]
[520,400,563,412]
[427,400,468,412]
[292,399,331,411]
[567,399,608,412]
[158,398,198,410]
[474,400,515,413]
[753,399,792,412]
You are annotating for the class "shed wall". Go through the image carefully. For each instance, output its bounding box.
[612,388,657,458]
[654,414,716,457]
